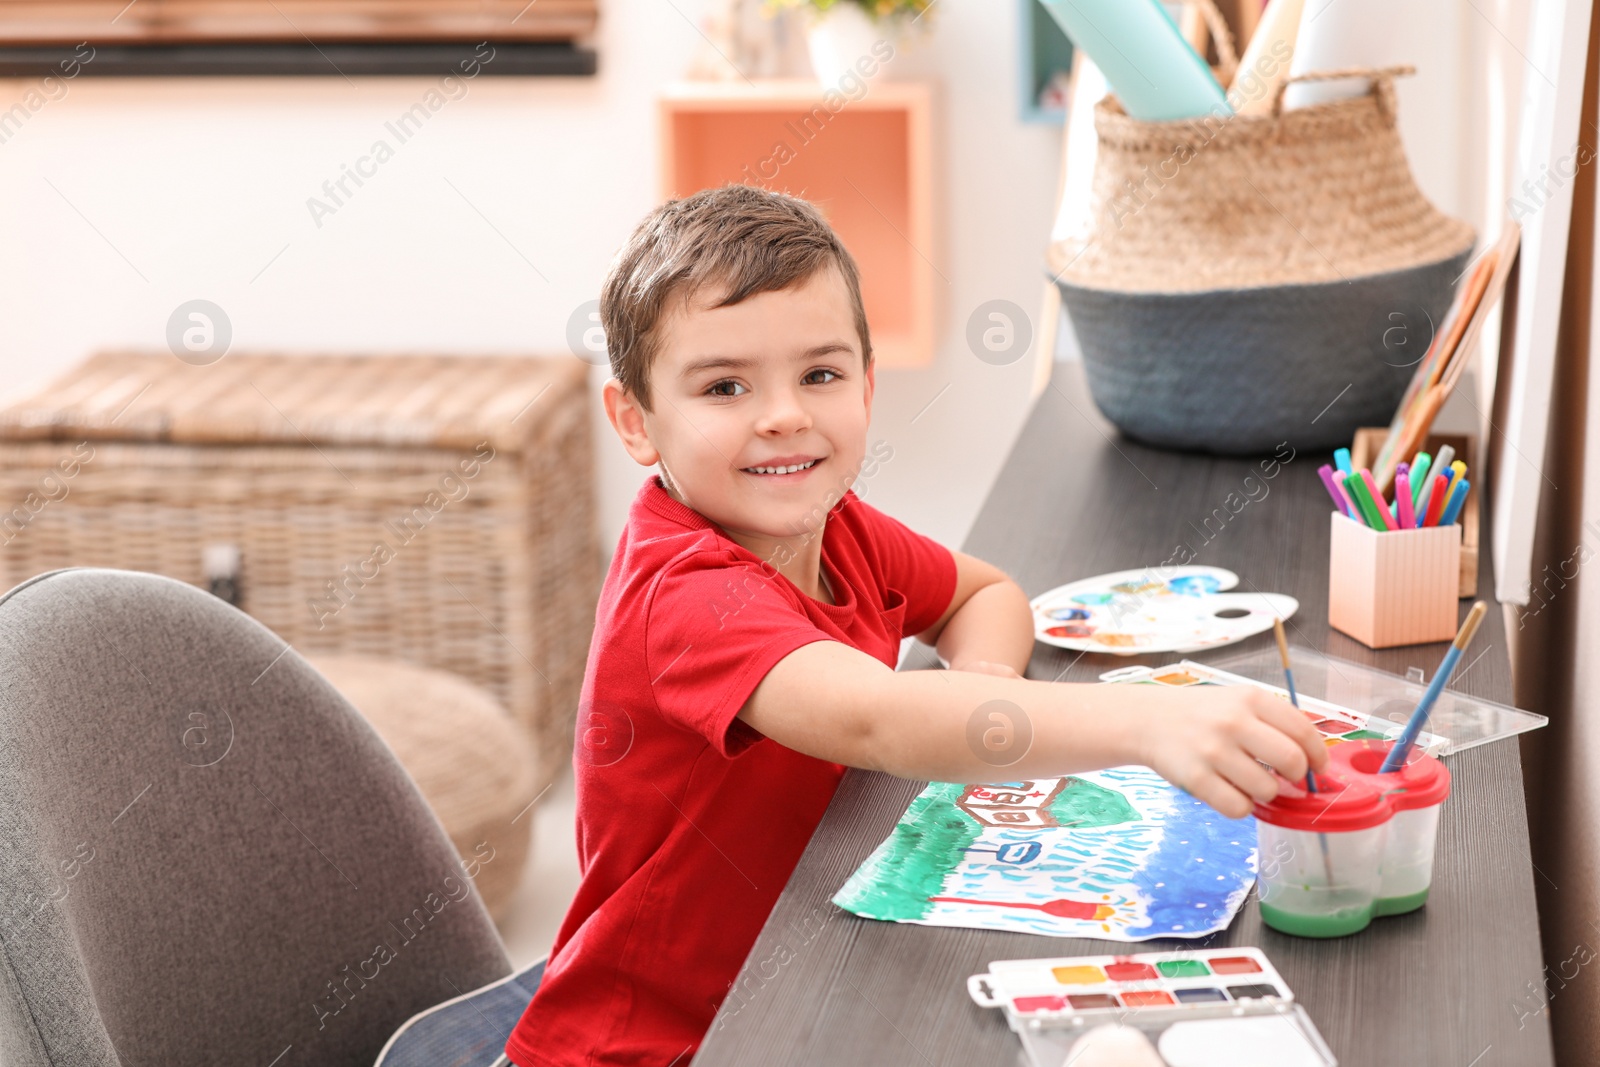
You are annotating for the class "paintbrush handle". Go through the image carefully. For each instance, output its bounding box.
[1381,645,1462,771]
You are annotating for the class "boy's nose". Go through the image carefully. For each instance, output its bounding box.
[755,390,812,434]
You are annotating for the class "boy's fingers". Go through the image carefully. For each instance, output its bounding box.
[1251,693,1330,770]
[1211,748,1282,805]
[1237,719,1309,783]
[1182,770,1253,820]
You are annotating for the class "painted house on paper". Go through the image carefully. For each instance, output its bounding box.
[955,781,1068,828]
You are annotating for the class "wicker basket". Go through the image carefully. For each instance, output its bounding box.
[1048,67,1476,454]
[0,353,600,793]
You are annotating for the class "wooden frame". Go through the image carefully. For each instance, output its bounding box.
[0,0,596,44]
[658,80,938,368]
[1491,0,1593,605]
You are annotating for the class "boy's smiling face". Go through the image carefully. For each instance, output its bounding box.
[604,263,874,553]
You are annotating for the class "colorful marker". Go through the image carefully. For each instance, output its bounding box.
[1432,445,1456,481]
[1388,461,1411,521]
[1386,462,1404,520]
[1381,602,1489,771]
[1444,460,1468,501]
[1422,473,1451,527]
[1344,471,1385,530]
[1333,471,1367,525]
[1318,464,1352,516]
[1395,470,1416,529]
[1414,471,1440,527]
[1439,478,1470,526]
[1334,447,1353,477]
[1359,470,1397,530]
[1409,452,1433,512]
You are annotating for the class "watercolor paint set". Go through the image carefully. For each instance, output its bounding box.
[1031,566,1299,656]
[968,947,1336,1066]
[1098,659,1448,756]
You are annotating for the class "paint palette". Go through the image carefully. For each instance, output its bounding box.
[1031,566,1298,656]
[1099,660,1446,756]
[968,947,1336,1067]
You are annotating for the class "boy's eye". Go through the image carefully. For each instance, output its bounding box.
[707,379,747,397]
[804,368,840,385]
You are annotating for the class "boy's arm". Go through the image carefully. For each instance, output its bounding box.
[736,640,1328,819]
[913,550,1034,677]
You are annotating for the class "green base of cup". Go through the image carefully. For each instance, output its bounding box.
[1375,888,1431,916]
[1259,900,1374,938]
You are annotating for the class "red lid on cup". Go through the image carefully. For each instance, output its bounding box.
[1252,771,1391,833]
[1328,738,1452,810]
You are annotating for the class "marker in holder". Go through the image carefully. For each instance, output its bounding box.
[1253,772,1392,938]
[1328,738,1452,915]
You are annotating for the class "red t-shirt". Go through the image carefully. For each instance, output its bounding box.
[503,475,957,1066]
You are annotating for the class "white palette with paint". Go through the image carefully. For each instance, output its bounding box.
[1031,566,1298,656]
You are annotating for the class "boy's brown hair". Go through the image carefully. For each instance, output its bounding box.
[599,183,873,411]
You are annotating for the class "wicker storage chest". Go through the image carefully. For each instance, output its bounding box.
[0,353,600,792]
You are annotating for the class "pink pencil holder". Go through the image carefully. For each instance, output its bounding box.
[1328,512,1460,648]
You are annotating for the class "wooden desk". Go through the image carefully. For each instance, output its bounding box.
[692,363,1554,1067]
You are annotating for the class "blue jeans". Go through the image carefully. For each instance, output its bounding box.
[375,956,545,1067]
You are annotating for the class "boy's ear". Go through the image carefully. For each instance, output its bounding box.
[863,358,876,418]
[602,377,661,467]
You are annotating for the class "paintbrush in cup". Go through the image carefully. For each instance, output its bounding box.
[1381,601,1489,772]
[1274,617,1334,886]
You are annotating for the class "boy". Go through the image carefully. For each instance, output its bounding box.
[503,184,1325,1066]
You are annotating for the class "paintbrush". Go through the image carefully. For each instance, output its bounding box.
[1381,601,1489,772]
[1274,617,1335,887]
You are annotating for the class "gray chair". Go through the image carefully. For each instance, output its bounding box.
[0,568,518,1066]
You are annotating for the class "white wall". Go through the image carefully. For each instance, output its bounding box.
[0,0,1061,556]
[0,0,1472,558]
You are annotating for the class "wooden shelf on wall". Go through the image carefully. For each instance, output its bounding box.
[1017,0,1075,124]
[0,0,596,44]
[658,79,937,369]
[0,42,594,76]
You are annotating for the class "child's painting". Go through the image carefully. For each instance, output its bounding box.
[832,766,1257,941]
[1031,566,1298,656]
[833,658,1448,942]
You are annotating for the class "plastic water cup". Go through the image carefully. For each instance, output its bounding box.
[1253,773,1391,938]
[1328,738,1452,915]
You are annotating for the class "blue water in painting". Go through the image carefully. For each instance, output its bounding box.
[1122,794,1256,936]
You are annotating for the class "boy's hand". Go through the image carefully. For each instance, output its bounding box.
[949,659,1021,679]
[1136,687,1329,820]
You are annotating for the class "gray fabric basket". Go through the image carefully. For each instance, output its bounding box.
[1055,247,1473,455]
